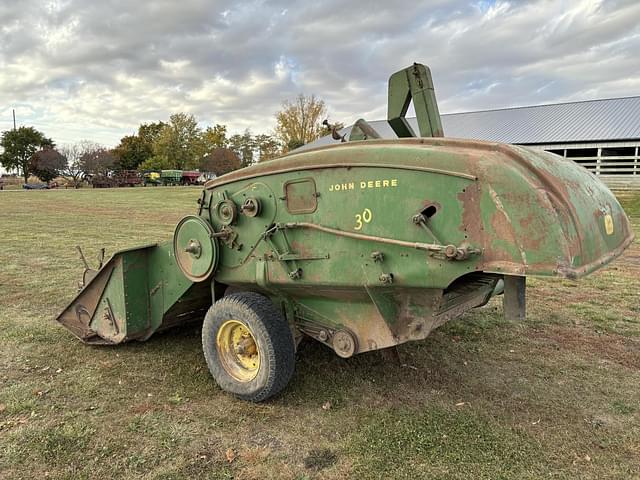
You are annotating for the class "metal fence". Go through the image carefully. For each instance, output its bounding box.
[530,141,640,190]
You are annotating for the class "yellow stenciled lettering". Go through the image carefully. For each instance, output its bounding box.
[354,214,363,230]
[334,179,399,192]
[354,208,373,230]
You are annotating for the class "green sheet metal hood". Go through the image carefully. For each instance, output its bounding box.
[208,137,633,279]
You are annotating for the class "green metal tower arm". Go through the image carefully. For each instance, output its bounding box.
[388,63,444,138]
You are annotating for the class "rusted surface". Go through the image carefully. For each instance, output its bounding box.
[57,262,116,344]
[204,137,632,357]
[204,140,479,189]
[61,135,633,357]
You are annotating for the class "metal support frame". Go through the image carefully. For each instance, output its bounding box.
[503,275,526,321]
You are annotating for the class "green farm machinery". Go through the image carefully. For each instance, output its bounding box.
[160,169,183,186]
[58,64,634,402]
[143,171,161,186]
[154,170,203,186]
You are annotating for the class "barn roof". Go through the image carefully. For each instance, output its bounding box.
[301,96,640,150]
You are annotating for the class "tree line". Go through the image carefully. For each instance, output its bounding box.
[0,94,342,185]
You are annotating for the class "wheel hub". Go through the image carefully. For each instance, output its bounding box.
[216,319,260,382]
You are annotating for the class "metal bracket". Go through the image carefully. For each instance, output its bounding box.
[197,190,211,215]
[263,224,329,279]
[412,213,442,244]
[264,226,301,279]
[218,226,242,251]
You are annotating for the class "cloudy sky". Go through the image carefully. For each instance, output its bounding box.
[1,0,639,147]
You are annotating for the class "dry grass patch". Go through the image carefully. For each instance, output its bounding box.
[0,187,638,479]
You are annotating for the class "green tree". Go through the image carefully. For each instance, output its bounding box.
[113,135,149,170]
[202,124,228,152]
[228,130,256,168]
[254,134,281,162]
[138,122,166,145]
[0,127,53,183]
[274,94,327,152]
[286,138,305,151]
[29,148,67,182]
[138,155,172,172]
[113,121,166,170]
[153,113,205,169]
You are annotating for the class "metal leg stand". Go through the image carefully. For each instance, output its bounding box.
[503,275,526,321]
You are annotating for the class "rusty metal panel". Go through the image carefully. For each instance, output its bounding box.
[284,177,318,214]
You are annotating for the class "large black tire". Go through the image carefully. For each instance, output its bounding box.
[202,292,295,402]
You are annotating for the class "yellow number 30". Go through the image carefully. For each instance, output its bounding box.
[354,208,373,230]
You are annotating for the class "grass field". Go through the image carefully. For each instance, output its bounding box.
[1,187,639,480]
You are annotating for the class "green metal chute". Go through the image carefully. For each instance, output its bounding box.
[56,243,211,344]
[387,63,444,138]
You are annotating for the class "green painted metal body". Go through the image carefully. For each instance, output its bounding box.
[57,63,634,355]
[57,243,210,344]
[57,137,634,350]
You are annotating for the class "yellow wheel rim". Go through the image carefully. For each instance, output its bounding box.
[216,319,260,382]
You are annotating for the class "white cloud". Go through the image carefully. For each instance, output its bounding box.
[0,0,639,146]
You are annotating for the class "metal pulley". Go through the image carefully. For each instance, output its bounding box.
[332,329,358,358]
[215,199,238,225]
[240,197,261,217]
[173,215,219,282]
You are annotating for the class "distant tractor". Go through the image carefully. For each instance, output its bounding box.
[90,175,116,188]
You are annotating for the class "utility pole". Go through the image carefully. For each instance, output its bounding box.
[12,109,16,130]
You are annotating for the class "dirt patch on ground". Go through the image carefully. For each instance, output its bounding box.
[529,325,640,369]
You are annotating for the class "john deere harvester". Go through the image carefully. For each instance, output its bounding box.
[57,64,634,401]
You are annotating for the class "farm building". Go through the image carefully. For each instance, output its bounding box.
[303,96,640,190]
